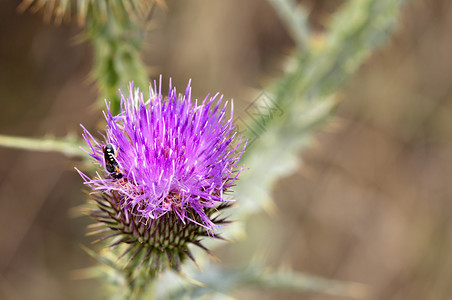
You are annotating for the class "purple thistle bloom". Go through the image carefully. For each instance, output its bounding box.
[78,78,245,272]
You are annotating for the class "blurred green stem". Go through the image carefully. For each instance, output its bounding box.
[166,262,369,299]
[0,134,83,158]
[84,2,150,115]
[267,0,310,48]
[235,0,410,215]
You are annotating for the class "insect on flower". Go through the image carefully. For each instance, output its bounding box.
[103,143,123,179]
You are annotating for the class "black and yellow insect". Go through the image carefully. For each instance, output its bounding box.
[104,143,123,179]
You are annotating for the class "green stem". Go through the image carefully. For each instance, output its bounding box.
[85,2,150,115]
[266,0,311,48]
[0,134,84,158]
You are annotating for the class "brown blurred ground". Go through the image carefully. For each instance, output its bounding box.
[1,1,451,299]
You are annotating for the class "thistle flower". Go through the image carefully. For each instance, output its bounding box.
[78,78,245,274]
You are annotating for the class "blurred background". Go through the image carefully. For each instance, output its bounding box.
[1,0,452,299]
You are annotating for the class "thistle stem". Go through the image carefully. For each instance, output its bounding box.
[0,134,83,157]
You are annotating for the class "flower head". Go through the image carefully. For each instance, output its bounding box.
[78,78,245,272]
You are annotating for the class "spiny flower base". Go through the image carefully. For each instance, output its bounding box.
[88,191,231,275]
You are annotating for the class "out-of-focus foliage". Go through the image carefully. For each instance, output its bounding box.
[235,0,409,225]
[163,262,368,299]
